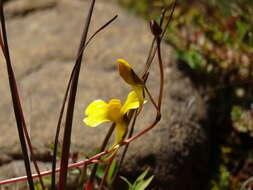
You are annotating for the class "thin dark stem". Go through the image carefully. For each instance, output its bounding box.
[143,1,176,76]
[112,37,164,182]
[143,38,156,75]
[85,124,115,190]
[78,162,87,189]
[0,147,120,186]
[0,1,44,189]
[161,0,176,39]
[0,109,161,187]
[22,120,45,190]
[51,70,72,190]
[51,13,117,190]
[144,85,159,112]
[0,31,5,53]
[159,7,167,27]
[1,113,162,186]
[98,154,116,190]
[124,33,164,147]
[123,113,160,145]
[109,8,170,186]
[58,0,96,189]
[156,38,164,110]
[82,15,118,54]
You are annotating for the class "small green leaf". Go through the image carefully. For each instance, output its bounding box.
[231,106,243,121]
[177,49,207,70]
[236,20,248,41]
[96,164,105,179]
[134,168,150,186]
[107,160,117,184]
[120,176,133,189]
[135,176,154,190]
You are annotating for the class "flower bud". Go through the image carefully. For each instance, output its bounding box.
[150,20,162,36]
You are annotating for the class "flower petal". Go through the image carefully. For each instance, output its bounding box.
[132,86,144,111]
[107,99,122,123]
[83,100,110,127]
[117,59,143,86]
[121,91,140,114]
[113,121,127,147]
[85,100,106,115]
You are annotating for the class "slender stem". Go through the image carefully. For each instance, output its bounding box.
[0,1,44,189]
[22,120,45,190]
[51,14,118,190]
[240,176,253,190]
[98,154,116,190]
[123,114,160,145]
[0,110,162,187]
[143,38,156,75]
[143,0,176,76]
[84,124,115,189]
[0,31,5,53]
[58,1,96,189]
[109,35,164,188]
[79,15,118,58]
[0,147,119,186]
[156,38,164,111]
[78,163,87,189]
[161,0,176,39]
[124,34,164,147]
[51,74,72,190]
[144,85,159,112]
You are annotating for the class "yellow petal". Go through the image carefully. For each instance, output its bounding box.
[83,100,110,127]
[85,100,108,114]
[117,59,143,86]
[132,86,144,111]
[107,99,122,123]
[121,91,141,114]
[113,121,127,147]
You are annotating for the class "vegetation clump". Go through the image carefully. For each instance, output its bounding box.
[117,0,253,189]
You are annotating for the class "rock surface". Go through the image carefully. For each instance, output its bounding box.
[0,0,211,189]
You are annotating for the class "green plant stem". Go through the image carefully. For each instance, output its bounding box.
[98,153,116,190]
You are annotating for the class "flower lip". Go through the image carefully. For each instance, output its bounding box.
[83,100,110,127]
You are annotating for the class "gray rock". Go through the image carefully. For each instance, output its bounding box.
[0,0,211,189]
[5,0,57,18]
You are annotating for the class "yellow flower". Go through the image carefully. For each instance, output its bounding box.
[117,59,144,112]
[83,91,142,147]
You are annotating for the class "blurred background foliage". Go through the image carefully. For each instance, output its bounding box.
[117,0,253,189]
